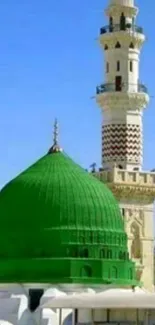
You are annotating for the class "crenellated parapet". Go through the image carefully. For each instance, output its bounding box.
[94,168,155,203]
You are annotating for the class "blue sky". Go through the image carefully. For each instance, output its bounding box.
[0,0,155,188]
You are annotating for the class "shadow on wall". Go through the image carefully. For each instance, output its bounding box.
[63,313,73,325]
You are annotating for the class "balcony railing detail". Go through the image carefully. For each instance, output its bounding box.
[100,24,143,35]
[96,83,148,95]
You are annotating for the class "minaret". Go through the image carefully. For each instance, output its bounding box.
[95,0,155,291]
[96,0,149,171]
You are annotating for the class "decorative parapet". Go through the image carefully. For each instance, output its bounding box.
[93,168,155,203]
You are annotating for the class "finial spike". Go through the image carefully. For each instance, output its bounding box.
[53,118,58,146]
[48,119,62,154]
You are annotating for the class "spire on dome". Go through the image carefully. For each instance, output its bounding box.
[48,119,63,154]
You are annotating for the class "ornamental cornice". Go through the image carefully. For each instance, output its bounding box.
[96,92,149,111]
[107,183,155,204]
[105,5,138,18]
[99,32,145,50]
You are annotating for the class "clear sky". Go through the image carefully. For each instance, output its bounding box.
[0,0,155,188]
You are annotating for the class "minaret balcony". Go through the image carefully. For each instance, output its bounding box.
[100,24,143,35]
[96,83,148,95]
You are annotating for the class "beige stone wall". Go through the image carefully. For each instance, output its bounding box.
[120,202,154,291]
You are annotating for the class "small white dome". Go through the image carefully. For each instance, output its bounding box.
[40,287,67,306]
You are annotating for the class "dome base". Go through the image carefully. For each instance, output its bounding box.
[0,258,138,286]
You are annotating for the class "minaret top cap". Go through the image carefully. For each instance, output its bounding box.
[48,119,63,154]
[109,0,134,7]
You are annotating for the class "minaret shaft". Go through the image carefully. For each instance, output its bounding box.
[96,0,149,171]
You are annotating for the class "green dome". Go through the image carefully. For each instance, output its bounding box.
[0,150,137,285]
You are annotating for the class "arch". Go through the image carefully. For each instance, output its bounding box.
[115,42,121,48]
[131,222,142,259]
[129,42,135,49]
[104,44,108,50]
[120,12,126,30]
[118,164,123,169]
[81,265,92,277]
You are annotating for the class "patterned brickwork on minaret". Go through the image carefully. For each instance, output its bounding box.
[102,124,142,166]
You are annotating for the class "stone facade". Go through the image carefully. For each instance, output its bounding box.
[94,168,155,290]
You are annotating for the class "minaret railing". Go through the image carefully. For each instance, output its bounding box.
[96,83,148,95]
[100,24,143,34]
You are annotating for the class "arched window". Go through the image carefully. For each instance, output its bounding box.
[119,251,123,259]
[107,250,112,259]
[81,265,92,277]
[129,42,134,49]
[122,252,126,260]
[100,248,105,258]
[66,248,70,257]
[120,12,126,30]
[115,42,121,49]
[104,44,108,50]
[80,248,89,258]
[117,60,120,71]
[72,248,78,257]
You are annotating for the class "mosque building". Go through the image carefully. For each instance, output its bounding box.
[0,0,155,325]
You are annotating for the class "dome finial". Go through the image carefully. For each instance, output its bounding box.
[53,118,58,146]
[48,119,62,154]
